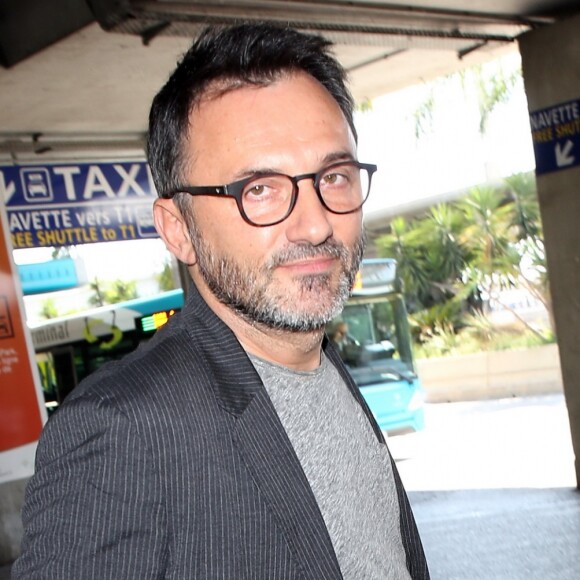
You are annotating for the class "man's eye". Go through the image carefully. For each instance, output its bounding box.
[243,176,289,200]
[322,172,347,186]
[246,184,268,196]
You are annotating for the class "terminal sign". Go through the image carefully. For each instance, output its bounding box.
[529,98,580,175]
[0,161,159,249]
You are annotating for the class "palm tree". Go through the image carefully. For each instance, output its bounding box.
[457,186,548,340]
[89,278,106,307]
[51,246,72,260]
[375,172,551,346]
[412,89,436,140]
[505,172,542,243]
[411,56,523,185]
[156,260,177,292]
[458,186,515,275]
[40,298,59,319]
[504,173,553,330]
[471,64,521,135]
[423,203,468,283]
[105,280,138,303]
[377,216,430,311]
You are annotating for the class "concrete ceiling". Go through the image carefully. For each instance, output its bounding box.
[0,0,578,161]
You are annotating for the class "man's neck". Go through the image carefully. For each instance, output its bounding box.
[236,323,324,371]
[195,281,325,371]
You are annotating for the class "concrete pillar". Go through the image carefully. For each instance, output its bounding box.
[518,14,580,488]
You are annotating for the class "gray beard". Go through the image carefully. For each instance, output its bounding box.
[186,216,365,332]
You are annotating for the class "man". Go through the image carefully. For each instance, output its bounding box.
[14,23,429,579]
[329,321,359,363]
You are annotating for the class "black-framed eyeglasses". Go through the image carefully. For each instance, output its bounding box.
[161,160,378,227]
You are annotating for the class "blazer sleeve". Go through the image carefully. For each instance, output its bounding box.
[13,393,168,580]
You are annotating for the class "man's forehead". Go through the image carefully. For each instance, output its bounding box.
[189,72,350,135]
[183,71,356,180]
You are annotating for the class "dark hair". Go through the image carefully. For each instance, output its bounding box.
[147,22,356,198]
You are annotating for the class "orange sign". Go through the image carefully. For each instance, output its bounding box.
[0,206,45,454]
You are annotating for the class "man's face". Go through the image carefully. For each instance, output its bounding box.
[182,72,365,332]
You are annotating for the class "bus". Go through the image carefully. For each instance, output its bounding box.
[30,259,425,433]
[326,259,425,434]
[31,289,183,410]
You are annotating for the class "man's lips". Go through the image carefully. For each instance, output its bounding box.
[277,256,336,274]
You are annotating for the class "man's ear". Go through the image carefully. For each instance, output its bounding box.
[153,198,197,265]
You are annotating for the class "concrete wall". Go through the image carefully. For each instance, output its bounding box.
[416,344,563,403]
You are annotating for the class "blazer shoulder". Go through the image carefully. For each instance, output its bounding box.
[66,319,208,413]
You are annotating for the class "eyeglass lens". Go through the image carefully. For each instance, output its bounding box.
[240,162,370,226]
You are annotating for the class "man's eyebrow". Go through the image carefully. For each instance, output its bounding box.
[229,167,280,181]
[320,151,357,165]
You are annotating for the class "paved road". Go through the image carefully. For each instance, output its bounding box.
[393,394,580,579]
[390,393,576,491]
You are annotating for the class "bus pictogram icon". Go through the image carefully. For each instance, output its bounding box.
[20,167,53,203]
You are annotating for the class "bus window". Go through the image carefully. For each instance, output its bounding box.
[52,347,78,404]
[36,352,57,406]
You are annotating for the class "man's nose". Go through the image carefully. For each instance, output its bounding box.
[284,178,333,245]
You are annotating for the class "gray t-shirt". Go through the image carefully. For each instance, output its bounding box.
[249,352,410,579]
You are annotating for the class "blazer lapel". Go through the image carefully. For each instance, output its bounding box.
[181,287,342,579]
[233,388,343,579]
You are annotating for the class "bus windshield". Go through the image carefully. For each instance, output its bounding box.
[327,295,417,387]
[325,258,425,434]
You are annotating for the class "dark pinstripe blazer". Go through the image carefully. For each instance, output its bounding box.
[15,285,429,579]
